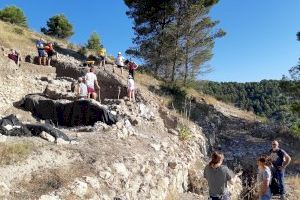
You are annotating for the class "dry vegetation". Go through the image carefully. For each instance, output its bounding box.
[0,142,34,165]
[0,20,68,56]
[286,175,300,200]
[11,162,95,199]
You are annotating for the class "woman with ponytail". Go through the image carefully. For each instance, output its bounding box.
[204,151,236,200]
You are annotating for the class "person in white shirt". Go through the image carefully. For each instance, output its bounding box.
[76,77,88,99]
[115,52,125,74]
[85,66,100,100]
[127,74,135,102]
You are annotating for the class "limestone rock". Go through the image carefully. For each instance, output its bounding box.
[0,182,9,198]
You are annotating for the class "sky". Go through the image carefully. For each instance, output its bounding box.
[0,0,300,82]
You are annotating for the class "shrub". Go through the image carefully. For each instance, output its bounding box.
[178,124,191,141]
[0,5,28,27]
[86,32,102,51]
[78,46,87,56]
[41,14,74,39]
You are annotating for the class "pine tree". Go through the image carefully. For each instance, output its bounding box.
[0,5,28,27]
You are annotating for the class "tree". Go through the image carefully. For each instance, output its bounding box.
[0,5,28,27]
[41,14,74,39]
[124,0,224,83]
[86,32,102,51]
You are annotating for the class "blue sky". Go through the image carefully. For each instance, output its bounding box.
[0,0,299,82]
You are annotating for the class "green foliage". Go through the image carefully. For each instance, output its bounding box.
[13,27,24,35]
[86,32,102,51]
[41,14,74,39]
[78,46,88,56]
[196,80,298,127]
[291,121,300,137]
[124,0,224,83]
[0,5,28,27]
[160,83,187,109]
[178,124,191,141]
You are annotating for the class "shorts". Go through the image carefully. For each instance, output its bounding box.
[47,51,55,58]
[38,49,46,57]
[87,86,95,93]
[128,87,134,91]
[117,65,124,68]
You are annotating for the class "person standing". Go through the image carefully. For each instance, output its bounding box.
[125,60,138,79]
[36,38,46,65]
[256,155,272,200]
[204,151,237,200]
[269,140,291,200]
[85,66,100,100]
[127,74,135,102]
[115,52,125,74]
[76,77,88,99]
[98,47,106,69]
[44,42,56,66]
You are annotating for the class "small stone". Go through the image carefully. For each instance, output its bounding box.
[56,138,70,145]
[0,134,7,143]
[168,162,177,169]
[150,143,161,151]
[113,163,129,178]
[168,129,179,136]
[70,180,88,198]
[40,131,55,142]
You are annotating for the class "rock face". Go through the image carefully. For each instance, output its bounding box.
[19,94,117,126]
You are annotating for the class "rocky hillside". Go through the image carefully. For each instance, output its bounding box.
[0,23,299,200]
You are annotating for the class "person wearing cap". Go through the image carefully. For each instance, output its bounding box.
[127,74,135,102]
[76,77,88,99]
[116,52,125,74]
[36,38,47,65]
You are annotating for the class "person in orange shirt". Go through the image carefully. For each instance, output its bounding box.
[44,42,56,66]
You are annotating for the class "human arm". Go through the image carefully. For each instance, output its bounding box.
[94,75,100,89]
[279,151,291,170]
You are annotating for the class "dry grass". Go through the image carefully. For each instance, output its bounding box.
[0,20,68,56]
[286,175,300,200]
[0,142,34,165]
[11,162,94,199]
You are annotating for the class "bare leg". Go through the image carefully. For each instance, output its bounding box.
[128,90,131,101]
[38,57,42,65]
[48,58,51,66]
[92,92,97,100]
[132,90,135,102]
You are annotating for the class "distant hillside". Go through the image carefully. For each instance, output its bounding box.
[194,80,299,130]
